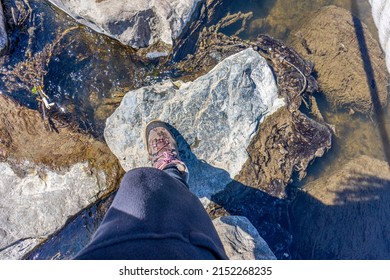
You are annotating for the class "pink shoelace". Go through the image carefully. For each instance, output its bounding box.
[152,138,183,170]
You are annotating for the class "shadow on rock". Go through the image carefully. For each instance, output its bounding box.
[26,124,292,260]
[169,123,293,260]
[26,195,115,260]
[351,1,390,164]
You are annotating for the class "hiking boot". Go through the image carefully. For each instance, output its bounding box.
[144,120,187,172]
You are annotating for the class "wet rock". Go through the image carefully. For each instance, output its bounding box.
[213,216,276,260]
[104,48,285,198]
[199,197,229,220]
[0,0,8,55]
[46,0,202,50]
[292,5,388,115]
[0,94,124,259]
[237,107,332,198]
[290,155,390,259]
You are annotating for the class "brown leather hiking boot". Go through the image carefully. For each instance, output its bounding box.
[144,120,187,172]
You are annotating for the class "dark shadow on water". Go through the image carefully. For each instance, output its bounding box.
[290,171,390,259]
[351,1,390,165]
[283,9,390,259]
[170,0,277,62]
[25,195,115,260]
[168,123,293,260]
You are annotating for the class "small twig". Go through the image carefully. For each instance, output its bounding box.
[11,7,17,25]
[279,56,308,96]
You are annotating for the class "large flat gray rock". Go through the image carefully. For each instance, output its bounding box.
[104,48,285,198]
[0,161,108,259]
[46,0,201,49]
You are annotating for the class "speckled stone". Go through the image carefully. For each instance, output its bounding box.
[104,48,285,198]
[46,0,202,49]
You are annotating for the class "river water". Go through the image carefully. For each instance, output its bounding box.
[2,0,388,259]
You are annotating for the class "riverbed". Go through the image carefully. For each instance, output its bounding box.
[1,0,389,259]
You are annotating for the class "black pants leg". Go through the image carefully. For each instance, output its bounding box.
[75,167,228,260]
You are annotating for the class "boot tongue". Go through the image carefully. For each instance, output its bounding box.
[154,138,169,151]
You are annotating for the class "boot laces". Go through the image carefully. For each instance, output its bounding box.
[152,138,181,169]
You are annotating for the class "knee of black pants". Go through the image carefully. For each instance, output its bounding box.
[112,167,190,218]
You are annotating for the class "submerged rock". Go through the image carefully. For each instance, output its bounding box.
[105,48,285,198]
[290,155,390,259]
[46,0,201,50]
[292,5,388,115]
[213,216,276,260]
[0,94,123,184]
[0,94,124,259]
[237,106,332,198]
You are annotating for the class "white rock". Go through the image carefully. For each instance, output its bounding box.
[370,0,390,72]
[104,48,285,198]
[0,238,42,260]
[213,216,276,260]
[0,161,107,259]
[46,0,202,49]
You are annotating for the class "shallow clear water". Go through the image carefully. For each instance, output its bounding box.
[219,0,376,42]
[3,0,389,259]
[1,0,155,137]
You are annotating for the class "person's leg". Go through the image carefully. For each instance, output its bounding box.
[75,121,227,259]
[163,166,189,187]
[75,167,227,259]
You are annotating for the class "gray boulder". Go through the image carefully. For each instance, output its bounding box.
[0,161,108,260]
[46,0,201,50]
[213,216,276,260]
[104,48,285,198]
